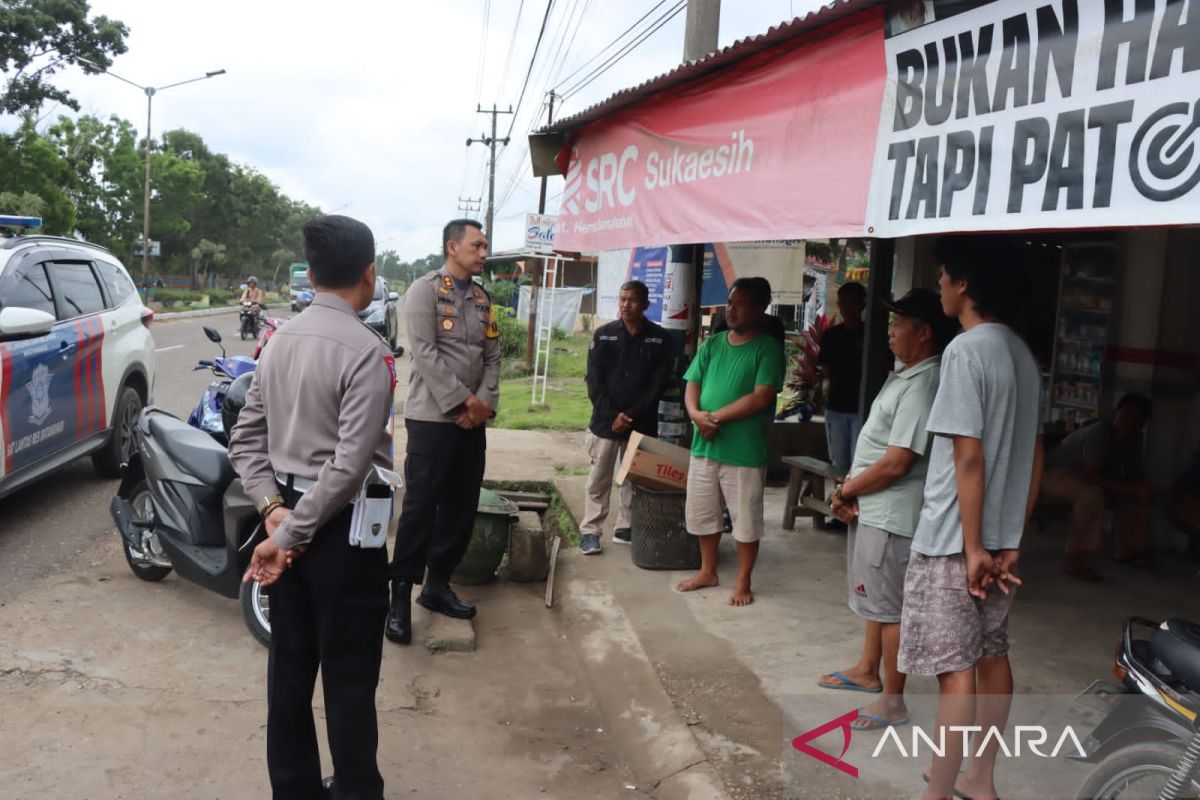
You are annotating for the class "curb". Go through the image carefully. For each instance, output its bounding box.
[552,476,732,800]
[154,306,241,321]
[556,570,731,799]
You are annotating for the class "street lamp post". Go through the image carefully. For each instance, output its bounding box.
[81,60,225,283]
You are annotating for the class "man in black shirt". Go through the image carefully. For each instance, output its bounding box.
[581,281,672,553]
[817,282,867,473]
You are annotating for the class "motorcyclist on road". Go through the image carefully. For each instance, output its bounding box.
[240,276,265,305]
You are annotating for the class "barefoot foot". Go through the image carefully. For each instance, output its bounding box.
[676,572,719,592]
[728,579,753,606]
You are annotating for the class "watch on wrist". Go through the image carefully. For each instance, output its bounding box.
[257,494,284,517]
[834,482,845,501]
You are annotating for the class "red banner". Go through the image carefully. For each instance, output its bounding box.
[556,8,886,252]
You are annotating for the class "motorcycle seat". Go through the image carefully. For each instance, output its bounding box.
[148,413,236,488]
[1151,619,1200,693]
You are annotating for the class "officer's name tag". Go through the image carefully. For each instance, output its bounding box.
[349,466,403,549]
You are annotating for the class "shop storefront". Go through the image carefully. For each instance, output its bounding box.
[532,0,1200,546]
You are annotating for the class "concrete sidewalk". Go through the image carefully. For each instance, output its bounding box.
[547,435,1200,800]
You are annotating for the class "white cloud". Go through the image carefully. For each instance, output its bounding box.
[6,0,827,260]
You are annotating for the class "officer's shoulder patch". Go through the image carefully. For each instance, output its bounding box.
[383,354,397,390]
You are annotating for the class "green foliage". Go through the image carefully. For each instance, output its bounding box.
[550,325,568,341]
[484,278,518,309]
[6,114,316,282]
[0,118,75,233]
[0,0,129,115]
[496,305,526,360]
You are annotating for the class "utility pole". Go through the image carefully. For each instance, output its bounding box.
[683,0,721,61]
[466,104,513,238]
[457,196,482,217]
[526,91,556,369]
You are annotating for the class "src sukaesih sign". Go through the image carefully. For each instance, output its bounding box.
[867,0,1200,236]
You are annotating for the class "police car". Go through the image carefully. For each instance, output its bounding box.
[0,218,156,499]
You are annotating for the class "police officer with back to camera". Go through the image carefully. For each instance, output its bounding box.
[385,218,500,645]
[229,214,395,800]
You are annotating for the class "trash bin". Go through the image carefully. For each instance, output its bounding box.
[452,489,519,585]
[630,484,700,571]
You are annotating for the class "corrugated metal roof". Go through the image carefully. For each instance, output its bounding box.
[541,0,881,134]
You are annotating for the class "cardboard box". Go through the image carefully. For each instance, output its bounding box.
[615,431,690,492]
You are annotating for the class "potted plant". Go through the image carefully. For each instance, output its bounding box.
[778,313,832,422]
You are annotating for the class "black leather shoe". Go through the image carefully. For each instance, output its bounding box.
[416,580,476,620]
[384,582,412,645]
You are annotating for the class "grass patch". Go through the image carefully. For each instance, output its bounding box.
[483,479,581,547]
[493,377,591,431]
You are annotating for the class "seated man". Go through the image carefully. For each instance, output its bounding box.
[1040,393,1157,580]
[816,289,953,730]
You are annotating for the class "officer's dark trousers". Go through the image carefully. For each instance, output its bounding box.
[267,499,389,800]
[389,419,486,585]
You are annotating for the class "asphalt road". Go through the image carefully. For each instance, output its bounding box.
[0,312,260,606]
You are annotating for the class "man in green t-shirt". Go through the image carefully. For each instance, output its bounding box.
[677,277,786,606]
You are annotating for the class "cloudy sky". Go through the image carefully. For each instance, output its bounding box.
[12,0,826,260]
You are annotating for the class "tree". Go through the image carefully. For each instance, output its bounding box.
[47,114,142,252]
[0,190,45,218]
[190,239,226,290]
[0,117,75,233]
[0,0,129,115]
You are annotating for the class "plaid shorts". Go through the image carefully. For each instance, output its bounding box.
[898,552,1015,676]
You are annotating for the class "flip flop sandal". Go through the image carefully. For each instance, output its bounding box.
[922,770,973,800]
[816,671,883,693]
[851,710,910,730]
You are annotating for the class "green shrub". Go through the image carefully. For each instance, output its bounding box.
[550,325,568,341]
[484,279,518,309]
[496,306,526,360]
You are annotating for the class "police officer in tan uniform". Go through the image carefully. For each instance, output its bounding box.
[385,218,500,645]
[230,215,394,800]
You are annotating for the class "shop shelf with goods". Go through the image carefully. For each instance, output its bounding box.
[1047,244,1118,432]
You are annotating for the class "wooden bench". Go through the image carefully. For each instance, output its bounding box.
[782,456,847,531]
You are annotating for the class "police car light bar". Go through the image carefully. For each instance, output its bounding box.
[0,215,44,233]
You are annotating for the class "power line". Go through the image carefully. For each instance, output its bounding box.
[461,0,494,196]
[560,0,685,101]
[504,0,556,141]
[552,0,671,91]
[496,0,527,96]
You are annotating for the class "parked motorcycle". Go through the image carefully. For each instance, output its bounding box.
[186,326,257,445]
[109,372,271,646]
[294,289,314,314]
[1074,617,1200,799]
[251,313,288,360]
[239,301,264,340]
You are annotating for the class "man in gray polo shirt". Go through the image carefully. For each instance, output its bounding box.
[816,289,954,731]
[899,239,1044,800]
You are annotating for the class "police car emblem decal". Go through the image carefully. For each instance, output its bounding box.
[26,364,52,425]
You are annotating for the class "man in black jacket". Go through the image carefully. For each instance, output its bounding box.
[581,280,672,554]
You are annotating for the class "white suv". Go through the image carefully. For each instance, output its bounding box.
[0,235,156,498]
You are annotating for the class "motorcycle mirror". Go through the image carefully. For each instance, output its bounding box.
[203,325,227,358]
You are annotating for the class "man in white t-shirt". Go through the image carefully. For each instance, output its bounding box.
[899,238,1045,800]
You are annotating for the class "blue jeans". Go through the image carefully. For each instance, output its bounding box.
[825,410,862,472]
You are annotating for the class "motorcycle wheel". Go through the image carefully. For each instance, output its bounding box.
[1077,742,1199,799]
[239,579,271,648]
[122,480,173,582]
